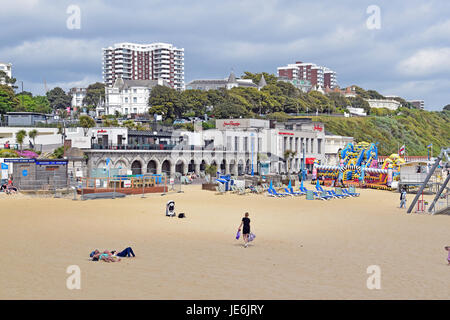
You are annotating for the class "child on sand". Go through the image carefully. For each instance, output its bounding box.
[445,246,450,265]
[400,188,407,208]
[238,212,251,248]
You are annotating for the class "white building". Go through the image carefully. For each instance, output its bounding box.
[367,99,401,111]
[324,135,354,165]
[0,62,12,85]
[181,118,327,174]
[99,77,171,116]
[70,87,87,110]
[347,107,367,116]
[186,72,264,91]
[102,42,185,91]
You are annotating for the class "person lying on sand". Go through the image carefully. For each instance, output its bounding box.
[90,250,121,262]
[111,247,135,258]
[445,246,450,265]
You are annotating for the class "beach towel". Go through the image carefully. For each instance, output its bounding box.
[248,233,256,242]
[236,230,241,240]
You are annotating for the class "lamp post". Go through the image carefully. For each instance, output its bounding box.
[250,132,255,176]
[301,142,306,181]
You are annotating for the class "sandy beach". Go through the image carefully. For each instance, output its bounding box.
[0,185,449,300]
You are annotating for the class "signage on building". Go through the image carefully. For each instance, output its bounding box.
[1,163,8,170]
[97,129,107,133]
[4,158,35,163]
[313,124,323,132]
[278,132,294,136]
[223,121,240,126]
[45,166,60,171]
[124,180,131,188]
[36,160,68,166]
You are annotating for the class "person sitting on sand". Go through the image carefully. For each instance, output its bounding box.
[237,212,251,248]
[111,247,135,258]
[445,246,450,265]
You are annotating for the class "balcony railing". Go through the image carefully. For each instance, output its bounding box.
[90,144,233,152]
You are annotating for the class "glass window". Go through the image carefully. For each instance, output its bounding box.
[133,97,137,103]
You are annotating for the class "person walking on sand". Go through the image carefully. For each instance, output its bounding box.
[445,246,450,265]
[238,212,251,248]
[400,188,407,208]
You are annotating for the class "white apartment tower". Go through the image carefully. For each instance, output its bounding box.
[102,42,185,91]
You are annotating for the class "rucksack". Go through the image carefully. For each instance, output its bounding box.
[178,213,186,218]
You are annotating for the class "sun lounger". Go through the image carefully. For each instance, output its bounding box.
[267,188,281,197]
[268,188,290,197]
[285,187,303,196]
[317,190,333,200]
[342,188,359,197]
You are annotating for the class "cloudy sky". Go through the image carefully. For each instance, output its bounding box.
[1,0,450,110]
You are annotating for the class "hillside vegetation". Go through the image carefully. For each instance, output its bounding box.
[314,109,450,156]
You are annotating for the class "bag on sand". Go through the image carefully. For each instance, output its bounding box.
[178,213,185,218]
[236,230,241,240]
[248,233,256,242]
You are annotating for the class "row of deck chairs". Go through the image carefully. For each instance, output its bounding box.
[266,180,360,200]
[215,184,247,195]
[310,183,360,200]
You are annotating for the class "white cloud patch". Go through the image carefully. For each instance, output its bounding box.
[397,47,450,76]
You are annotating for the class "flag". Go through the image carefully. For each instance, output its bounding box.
[399,145,405,155]
[427,143,432,148]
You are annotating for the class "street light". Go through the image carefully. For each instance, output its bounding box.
[250,132,255,176]
[301,142,306,181]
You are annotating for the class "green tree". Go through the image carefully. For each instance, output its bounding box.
[212,101,250,119]
[122,119,136,130]
[16,129,27,150]
[148,85,182,120]
[0,85,19,114]
[283,149,297,173]
[79,115,96,136]
[327,92,351,110]
[46,87,71,111]
[308,91,334,113]
[348,96,371,114]
[205,164,217,177]
[83,82,105,107]
[241,72,278,85]
[180,89,209,116]
[28,129,38,148]
[0,70,17,89]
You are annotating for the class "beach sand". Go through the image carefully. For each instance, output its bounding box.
[0,185,449,300]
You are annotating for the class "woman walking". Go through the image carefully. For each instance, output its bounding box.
[238,212,251,248]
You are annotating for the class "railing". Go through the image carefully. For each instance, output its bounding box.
[90,144,230,152]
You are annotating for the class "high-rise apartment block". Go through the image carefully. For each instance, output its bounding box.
[277,61,337,89]
[102,42,184,90]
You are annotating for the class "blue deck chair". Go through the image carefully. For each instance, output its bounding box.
[285,180,303,196]
[316,183,346,199]
[329,189,349,198]
[271,188,291,197]
[343,187,360,197]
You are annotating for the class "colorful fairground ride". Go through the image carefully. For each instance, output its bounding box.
[314,142,405,190]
